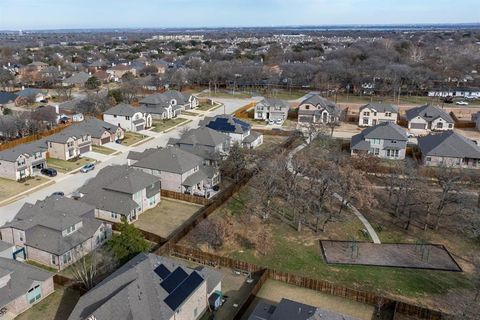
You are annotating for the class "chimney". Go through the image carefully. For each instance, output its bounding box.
[54,104,59,114]
[58,65,61,71]
[21,85,25,90]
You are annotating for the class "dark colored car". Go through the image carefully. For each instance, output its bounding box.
[51,191,65,197]
[41,168,58,177]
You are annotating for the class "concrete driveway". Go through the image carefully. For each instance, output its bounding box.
[82,151,112,162]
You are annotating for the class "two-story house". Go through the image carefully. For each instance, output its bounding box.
[254,98,290,123]
[406,104,454,134]
[103,103,152,132]
[358,103,399,127]
[350,122,408,160]
[44,126,92,160]
[297,94,342,125]
[139,93,175,119]
[418,131,480,169]
[168,127,231,163]
[74,117,125,146]
[200,114,263,149]
[78,165,161,223]
[68,253,222,320]
[0,258,54,319]
[0,140,48,180]
[128,147,220,197]
[0,195,111,270]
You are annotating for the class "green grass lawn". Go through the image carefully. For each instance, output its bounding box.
[0,176,51,202]
[334,94,480,107]
[92,144,116,155]
[121,132,147,146]
[180,110,198,116]
[46,157,95,173]
[15,285,81,320]
[152,118,192,133]
[26,260,58,273]
[196,103,217,111]
[198,91,253,99]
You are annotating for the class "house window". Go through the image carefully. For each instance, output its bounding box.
[362,118,369,125]
[27,285,42,304]
[385,112,392,117]
[257,112,263,118]
[305,105,310,110]
[66,224,76,234]
[113,115,117,118]
[148,196,156,206]
[363,111,370,116]
[17,159,26,166]
[387,149,400,158]
[111,212,118,219]
[126,116,130,120]
[437,122,443,129]
[448,124,453,129]
[63,251,72,264]
[426,157,431,162]
[371,139,381,145]
[373,112,377,116]
[51,255,56,265]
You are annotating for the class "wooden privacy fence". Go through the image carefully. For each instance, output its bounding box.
[0,124,70,151]
[165,244,445,320]
[253,128,293,136]
[233,269,269,320]
[161,189,210,206]
[234,102,256,119]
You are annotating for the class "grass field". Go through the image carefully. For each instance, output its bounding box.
[152,118,192,133]
[15,285,81,320]
[46,157,95,173]
[121,132,148,146]
[180,110,199,116]
[335,94,480,107]
[198,91,253,99]
[92,144,116,155]
[241,280,375,320]
[134,198,201,238]
[196,103,217,111]
[0,176,50,202]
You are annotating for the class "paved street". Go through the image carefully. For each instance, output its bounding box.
[0,98,259,226]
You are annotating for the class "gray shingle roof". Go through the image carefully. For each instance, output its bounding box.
[131,147,202,174]
[0,139,47,162]
[64,72,90,85]
[299,94,341,116]
[0,91,18,104]
[418,131,480,159]
[257,98,289,110]
[360,103,398,113]
[243,131,262,144]
[104,103,141,117]
[73,117,120,139]
[405,104,453,123]
[176,127,229,148]
[0,257,53,309]
[79,165,160,216]
[351,122,407,151]
[67,253,222,320]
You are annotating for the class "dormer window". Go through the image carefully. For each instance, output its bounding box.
[385,112,392,117]
[17,158,26,166]
[66,224,76,235]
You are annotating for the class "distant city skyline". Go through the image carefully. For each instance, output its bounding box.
[0,0,479,30]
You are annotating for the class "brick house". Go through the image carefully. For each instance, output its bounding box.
[0,140,48,181]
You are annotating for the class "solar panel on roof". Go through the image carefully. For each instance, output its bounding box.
[164,271,204,311]
[160,267,188,293]
[154,264,171,280]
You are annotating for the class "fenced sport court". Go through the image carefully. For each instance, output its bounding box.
[320,240,462,272]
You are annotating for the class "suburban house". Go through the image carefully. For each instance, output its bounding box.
[0,140,48,181]
[74,117,124,146]
[67,253,222,320]
[0,258,54,319]
[106,64,137,81]
[0,195,111,270]
[254,98,290,123]
[128,147,221,197]
[103,103,152,132]
[418,131,480,169]
[43,126,92,160]
[139,90,197,119]
[78,165,161,223]
[350,122,408,160]
[62,71,91,87]
[0,240,14,259]
[168,127,231,163]
[248,298,359,320]
[15,88,49,105]
[405,104,454,134]
[200,114,263,149]
[297,94,342,125]
[358,103,399,127]
[0,91,18,108]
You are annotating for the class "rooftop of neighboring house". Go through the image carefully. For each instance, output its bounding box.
[73,117,121,139]
[109,64,133,71]
[257,98,290,110]
[248,298,360,320]
[0,91,18,104]
[418,130,480,159]
[0,139,47,162]
[78,165,160,216]
[104,103,141,117]
[0,257,53,309]
[200,114,251,135]
[64,71,90,85]
[360,103,399,113]
[93,70,110,80]
[170,127,230,148]
[298,94,341,115]
[405,104,454,123]
[67,253,222,320]
[140,90,192,106]
[351,122,408,151]
[129,147,203,174]
[44,125,91,144]
[16,88,48,97]
[1,195,101,255]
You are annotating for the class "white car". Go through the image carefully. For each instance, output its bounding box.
[455,101,469,105]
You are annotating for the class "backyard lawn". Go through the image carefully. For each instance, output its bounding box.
[152,118,192,133]
[196,103,217,111]
[92,144,116,155]
[134,198,201,238]
[15,285,81,320]
[0,176,51,203]
[121,132,148,146]
[47,157,95,173]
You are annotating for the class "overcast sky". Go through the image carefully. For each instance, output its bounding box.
[0,0,479,30]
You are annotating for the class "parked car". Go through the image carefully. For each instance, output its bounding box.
[80,163,95,173]
[40,168,57,177]
[71,191,83,200]
[51,191,64,197]
[455,101,469,105]
[267,119,275,125]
